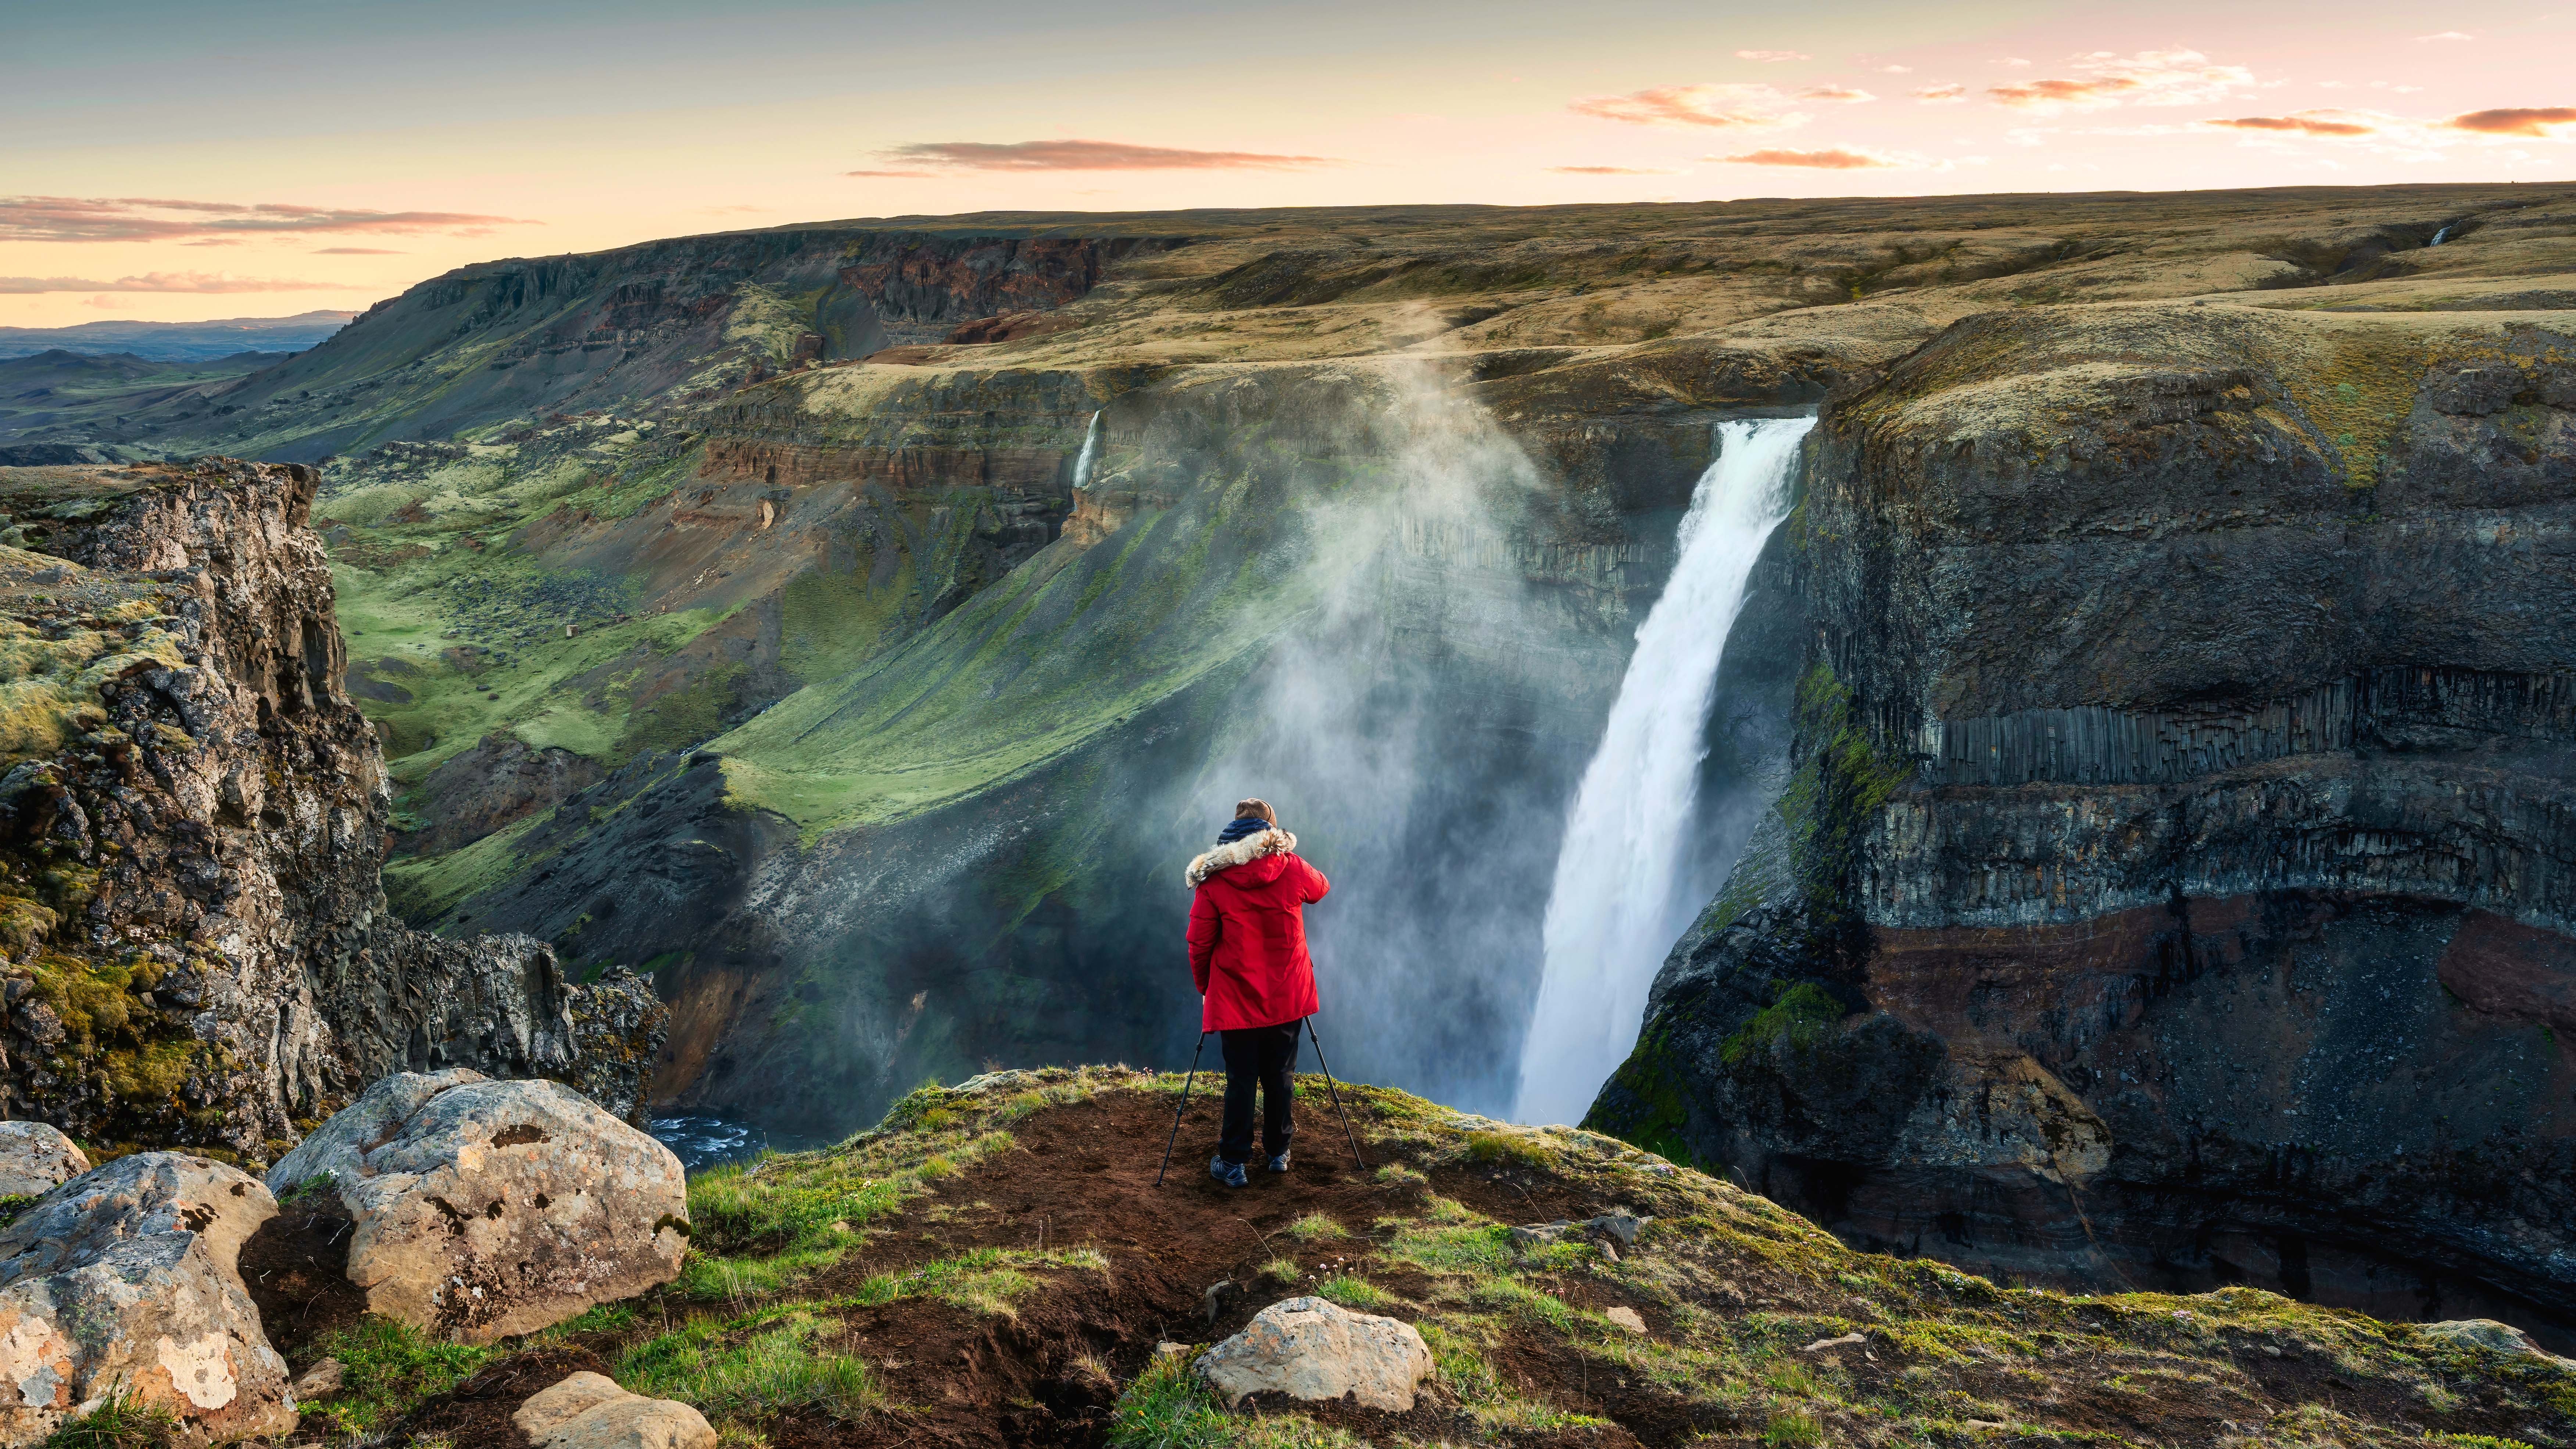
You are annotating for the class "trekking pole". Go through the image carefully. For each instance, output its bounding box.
[1155,1032,1209,1187]
[1303,1018,1368,1171]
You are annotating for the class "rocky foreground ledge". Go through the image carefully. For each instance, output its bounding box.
[0,458,661,1161]
[6,1065,2539,1449]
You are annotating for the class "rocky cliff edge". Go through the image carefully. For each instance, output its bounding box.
[1592,303,2576,1341]
[0,457,660,1164]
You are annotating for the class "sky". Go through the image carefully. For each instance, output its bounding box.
[5,0,2571,327]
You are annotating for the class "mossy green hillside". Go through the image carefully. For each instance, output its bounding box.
[334,1066,2576,1449]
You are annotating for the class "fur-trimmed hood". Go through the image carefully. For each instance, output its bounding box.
[1185,828,1297,888]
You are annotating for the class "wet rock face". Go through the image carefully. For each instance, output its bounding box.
[0,1152,292,1446]
[0,459,663,1159]
[1596,307,2576,1339]
[267,1069,687,1344]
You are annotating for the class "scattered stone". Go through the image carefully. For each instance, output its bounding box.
[1196,1295,1434,1413]
[1154,1341,1190,1359]
[1604,1306,1647,1334]
[265,1069,688,1344]
[290,1358,344,1397]
[0,1152,293,1446]
[1588,1212,1645,1246]
[0,1122,86,1197]
[1801,1332,1865,1352]
[513,1371,715,1449]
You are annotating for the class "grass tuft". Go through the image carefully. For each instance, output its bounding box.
[38,1390,173,1449]
[304,1316,498,1435]
[1313,1274,1394,1311]
[1460,1130,1552,1169]
[617,1306,881,1425]
[1283,1212,1347,1243]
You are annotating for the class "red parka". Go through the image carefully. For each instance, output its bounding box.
[1185,829,1330,1032]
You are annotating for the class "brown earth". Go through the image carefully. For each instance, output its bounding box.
[239,1207,369,1362]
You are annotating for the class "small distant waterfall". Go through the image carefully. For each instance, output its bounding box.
[2429,224,2454,247]
[1072,410,1105,490]
[1512,415,1815,1126]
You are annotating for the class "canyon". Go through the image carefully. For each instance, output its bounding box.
[15,181,2576,1346]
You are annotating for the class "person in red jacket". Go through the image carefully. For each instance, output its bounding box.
[1185,797,1330,1188]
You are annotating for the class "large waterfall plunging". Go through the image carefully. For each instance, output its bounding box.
[1513,415,1815,1126]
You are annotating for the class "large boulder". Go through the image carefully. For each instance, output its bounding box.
[0,1124,86,1199]
[1196,1295,1434,1412]
[0,1153,291,1446]
[265,1069,687,1343]
[513,1371,715,1449]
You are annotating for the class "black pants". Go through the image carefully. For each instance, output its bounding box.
[1219,1019,1301,1164]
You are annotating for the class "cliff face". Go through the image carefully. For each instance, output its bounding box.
[1592,304,2576,1339]
[0,459,659,1162]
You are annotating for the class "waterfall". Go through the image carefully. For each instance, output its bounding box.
[1511,415,1815,1126]
[2429,224,2454,247]
[1072,410,1104,490]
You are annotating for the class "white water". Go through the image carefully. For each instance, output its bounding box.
[1072,410,1105,489]
[2430,224,2454,247]
[1512,415,1815,1126]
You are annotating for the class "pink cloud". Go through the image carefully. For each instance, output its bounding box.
[871,140,1341,171]
[2415,31,2476,40]
[1880,64,1914,74]
[1987,49,2256,112]
[1546,165,1686,174]
[1713,146,1900,168]
[0,196,537,244]
[1913,83,1969,103]
[2206,110,2378,136]
[1736,49,1809,62]
[2449,106,2576,135]
[0,272,341,294]
[1799,86,1876,103]
[1570,82,1810,129]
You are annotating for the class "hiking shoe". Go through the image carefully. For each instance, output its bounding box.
[1209,1155,1249,1189]
[1266,1151,1292,1174]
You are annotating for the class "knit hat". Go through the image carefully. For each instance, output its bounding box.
[1216,816,1272,845]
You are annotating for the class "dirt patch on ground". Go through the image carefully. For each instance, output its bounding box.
[552,1086,1620,1448]
[239,1207,370,1363]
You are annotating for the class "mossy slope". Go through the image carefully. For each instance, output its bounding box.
[301,1068,2576,1449]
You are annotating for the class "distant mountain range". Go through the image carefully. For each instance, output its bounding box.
[0,311,356,362]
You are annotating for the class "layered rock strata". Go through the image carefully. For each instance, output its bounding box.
[1593,305,2576,1338]
[0,459,661,1160]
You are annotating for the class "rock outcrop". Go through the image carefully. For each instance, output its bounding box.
[1195,1295,1434,1412]
[267,1068,687,1342]
[0,1124,85,1198]
[0,1152,291,1446]
[1593,304,2576,1338]
[0,459,662,1160]
[513,1371,715,1449]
